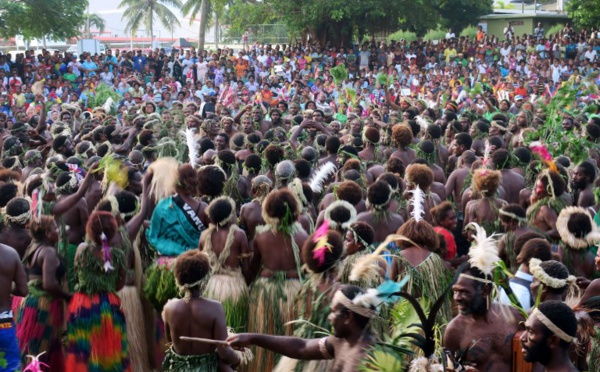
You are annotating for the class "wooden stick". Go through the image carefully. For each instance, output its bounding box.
[179,336,229,346]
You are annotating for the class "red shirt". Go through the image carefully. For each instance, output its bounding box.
[434,226,457,260]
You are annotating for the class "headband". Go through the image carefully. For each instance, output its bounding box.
[331,290,377,319]
[499,209,526,224]
[529,258,576,289]
[532,308,577,344]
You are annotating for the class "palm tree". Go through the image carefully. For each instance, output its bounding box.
[82,13,107,38]
[182,0,228,51]
[119,0,182,48]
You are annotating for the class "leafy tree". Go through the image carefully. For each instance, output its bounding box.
[0,0,87,40]
[119,0,182,47]
[439,0,493,35]
[82,13,107,38]
[568,0,600,30]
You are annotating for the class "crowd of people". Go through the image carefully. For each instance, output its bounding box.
[0,22,600,372]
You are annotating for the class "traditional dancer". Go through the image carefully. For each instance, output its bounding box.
[247,188,308,372]
[555,206,600,278]
[200,196,251,332]
[145,161,208,310]
[17,216,69,371]
[275,223,344,372]
[162,250,241,371]
[65,211,130,372]
[338,221,377,287]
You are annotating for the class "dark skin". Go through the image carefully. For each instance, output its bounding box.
[0,243,28,312]
[499,168,525,205]
[356,206,404,243]
[445,157,474,212]
[520,316,578,372]
[162,287,240,372]
[464,196,507,229]
[239,194,268,241]
[199,220,252,283]
[27,221,71,301]
[528,180,560,240]
[228,302,375,372]
[390,146,416,168]
[0,222,31,259]
[497,219,531,268]
[57,190,89,245]
[571,166,595,208]
[250,221,308,280]
[390,244,435,282]
[444,276,523,372]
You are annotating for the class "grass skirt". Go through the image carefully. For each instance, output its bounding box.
[144,256,178,311]
[162,346,219,372]
[117,285,149,372]
[65,292,130,372]
[246,274,301,372]
[59,242,79,292]
[16,281,64,371]
[204,270,249,332]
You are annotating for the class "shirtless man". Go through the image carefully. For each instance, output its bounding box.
[527,170,566,240]
[492,149,525,205]
[445,150,476,213]
[228,285,377,372]
[444,264,523,371]
[520,301,579,372]
[239,176,272,241]
[0,243,28,372]
[389,124,416,166]
[0,197,32,258]
[55,171,89,246]
[21,149,44,182]
[163,250,240,371]
[318,136,340,166]
[571,160,595,208]
[447,133,473,175]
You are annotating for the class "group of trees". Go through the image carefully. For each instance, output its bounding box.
[2,0,600,51]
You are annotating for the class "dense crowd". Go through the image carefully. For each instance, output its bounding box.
[0,22,600,372]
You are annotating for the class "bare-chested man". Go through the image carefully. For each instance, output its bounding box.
[228,285,377,372]
[446,133,473,175]
[445,150,476,213]
[389,124,416,166]
[571,160,595,208]
[527,170,567,240]
[492,149,525,205]
[444,264,523,371]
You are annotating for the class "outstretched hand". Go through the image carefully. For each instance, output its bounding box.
[226,334,253,350]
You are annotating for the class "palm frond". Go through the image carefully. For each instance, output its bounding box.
[154,3,181,30]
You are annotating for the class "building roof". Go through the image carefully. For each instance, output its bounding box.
[480,10,570,19]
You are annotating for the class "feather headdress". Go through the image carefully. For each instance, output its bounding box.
[556,206,600,250]
[312,220,333,266]
[466,222,500,277]
[309,161,336,193]
[410,185,425,223]
[23,352,49,372]
[184,127,199,168]
[530,141,557,172]
[147,157,179,203]
[324,200,357,230]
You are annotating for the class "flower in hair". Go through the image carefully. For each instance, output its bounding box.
[101,233,114,272]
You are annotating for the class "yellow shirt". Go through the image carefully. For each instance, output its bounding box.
[444,48,457,62]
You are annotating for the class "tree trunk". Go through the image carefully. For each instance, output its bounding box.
[149,11,154,49]
[215,11,219,49]
[198,0,208,52]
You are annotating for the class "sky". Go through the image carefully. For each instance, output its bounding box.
[89,0,214,41]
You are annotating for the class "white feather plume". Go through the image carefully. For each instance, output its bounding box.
[309,162,337,193]
[483,140,491,163]
[185,128,199,168]
[410,185,425,222]
[352,289,382,311]
[103,97,114,114]
[467,223,500,276]
[415,115,430,132]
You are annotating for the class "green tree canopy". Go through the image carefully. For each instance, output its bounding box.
[119,0,182,44]
[0,0,87,40]
[568,0,600,30]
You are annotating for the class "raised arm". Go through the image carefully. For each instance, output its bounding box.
[52,163,98,216]
[126,172,152,241]
[227,333,331,361]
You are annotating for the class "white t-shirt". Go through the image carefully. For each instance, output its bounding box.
[446,32,456,39]
[584,49,597,62]
[181,58,194,76]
